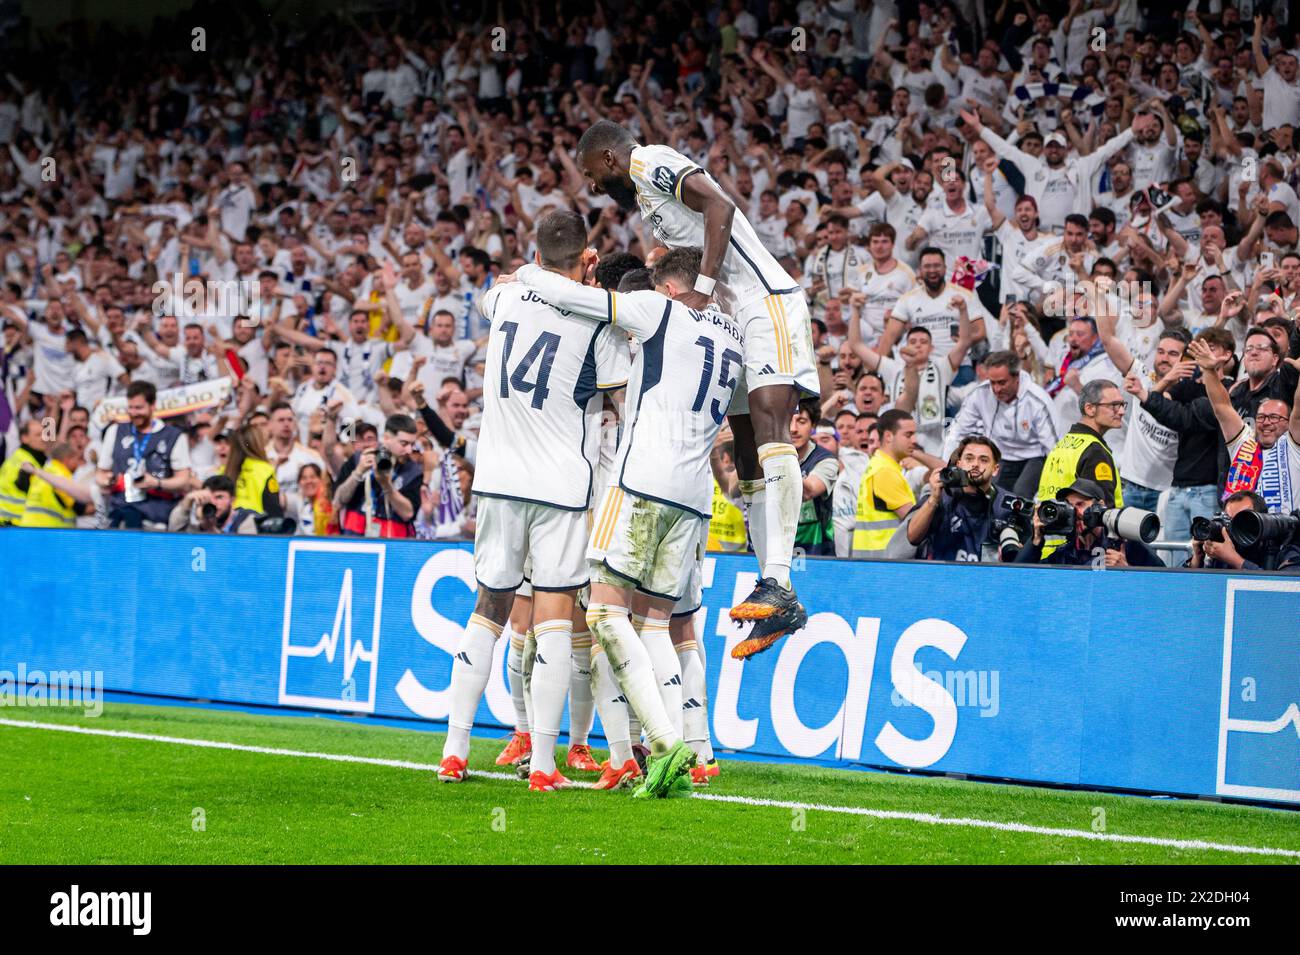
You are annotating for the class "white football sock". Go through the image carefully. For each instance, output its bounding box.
[676,638,712,761]
[591,642,633,766]
[758,442,801,588]
[740,478,768,575]
[568,628,594,747]
[505,627,530,734]
[521,628,536,738]
[635,614,682,739]
[694,637,714,761]
[587,604,679,756]
[528,619,572,777]
[442,613,502,761]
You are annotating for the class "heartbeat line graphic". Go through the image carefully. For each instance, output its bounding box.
[1226,703,1300,739]
[283,568,376,682]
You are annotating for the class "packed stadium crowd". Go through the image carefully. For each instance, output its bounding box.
[2,0,1300,572]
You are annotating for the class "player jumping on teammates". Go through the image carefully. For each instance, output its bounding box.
[437,211,625,792]
[504,242,739,796]
[575,119,818,658]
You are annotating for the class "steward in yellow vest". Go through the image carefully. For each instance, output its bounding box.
[19,457,78,528]
[851,411,919,557]
[0,420,47,525]
[1036,382,1126,555]
[233,456,281,515]
[707,479,747,552]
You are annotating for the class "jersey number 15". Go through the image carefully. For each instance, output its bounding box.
[691,335,742,425]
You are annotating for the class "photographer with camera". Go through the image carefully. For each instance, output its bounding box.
[903,435,1032,561]
[333,413,422,538]
[167,475,257,535]
[95,380,192,528]
[1186,491,1285,571]
[1015,478,1165,567]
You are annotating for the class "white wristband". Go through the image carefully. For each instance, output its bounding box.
[693,274,716,296]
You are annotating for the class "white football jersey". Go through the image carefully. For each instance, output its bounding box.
[473,283,627,510]
[859,261,916,341]
[629,143,799,311]
[888,282,993,363]
[515,264,742,516]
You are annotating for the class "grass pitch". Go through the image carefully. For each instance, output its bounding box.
[1,702,1296,865]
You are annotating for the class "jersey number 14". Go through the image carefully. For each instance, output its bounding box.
[499,321,560,409]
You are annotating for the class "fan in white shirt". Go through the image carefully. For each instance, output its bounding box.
[1251,23,1300,132]
[878,248,993,367]
[978,156,1056,305]
[274,271,417,405]
[850,222,916,345]
[290,349,361,442]
[214,167,258,242]
[66,329,127,413]
[904,168,992,266]
[3,301,76,396]
[389,308,484,396]
[847,299,971,456]
[264,402,327,497]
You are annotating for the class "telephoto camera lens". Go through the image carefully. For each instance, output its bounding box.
[376,447,395,473]
[996,521,1023,561]
[201,502,218,522]
[1231,509,1300,547]
[1098,506,1160,544]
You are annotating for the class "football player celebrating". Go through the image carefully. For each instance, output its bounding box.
[575,119,818,658]
[505,244,739,797]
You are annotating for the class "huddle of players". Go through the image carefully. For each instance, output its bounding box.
[437,120,822,797]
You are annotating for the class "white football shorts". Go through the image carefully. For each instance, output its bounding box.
[587,485,704,603]
[474,497,589,592]
[726,289,820,414]
[671,518,710,617]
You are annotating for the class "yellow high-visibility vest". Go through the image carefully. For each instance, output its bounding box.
[852,452,913,556]
[18,459,76,528]
[0,446,41,525]
[1037,430,1124,506]
[234,458,279,514]
[707,480,747,552]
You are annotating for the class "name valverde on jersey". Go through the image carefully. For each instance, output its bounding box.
[515,264,743,517]
[472,282,629,511]
[629,143,799,310]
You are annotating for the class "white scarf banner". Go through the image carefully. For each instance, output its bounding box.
[92,377,233,431]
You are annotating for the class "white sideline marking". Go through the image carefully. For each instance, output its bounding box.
[3,717,1296,859]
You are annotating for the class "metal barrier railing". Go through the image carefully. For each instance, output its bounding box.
[1149,541,1193,561]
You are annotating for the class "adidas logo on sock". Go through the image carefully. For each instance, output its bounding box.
[683,698,702,709]
[535,654,548,665]
[613,695,628,704]
[454,651,472,665]
[666,674,682,686]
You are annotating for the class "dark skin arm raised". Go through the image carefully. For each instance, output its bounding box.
[675,170,737,311]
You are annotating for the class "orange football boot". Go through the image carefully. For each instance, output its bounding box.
[495,731,532,766]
